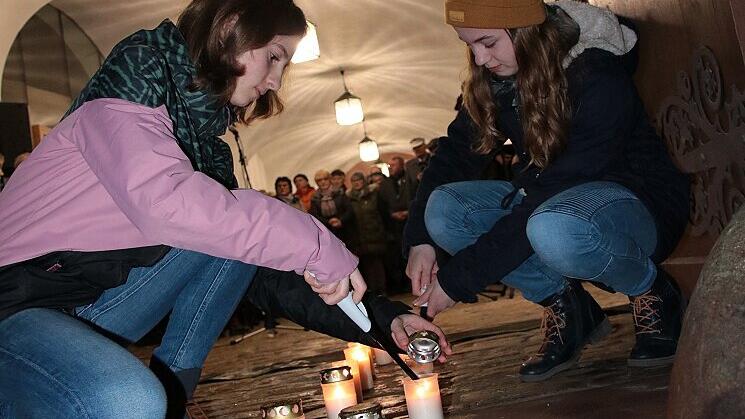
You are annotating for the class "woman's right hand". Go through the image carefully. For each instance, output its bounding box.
[406,244,438,297]
[304,268,367,305]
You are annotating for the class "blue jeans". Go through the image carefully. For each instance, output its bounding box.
[425,181,657,302]
[0,248,256,418]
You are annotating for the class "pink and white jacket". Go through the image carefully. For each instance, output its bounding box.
[0,99,358,283]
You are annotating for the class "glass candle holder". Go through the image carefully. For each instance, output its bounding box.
[372,347,394,366]
[344,345,374,390]
[403,373,444,419]
[260,399,305,419]
[320,366,358,419]
[339,401,384,419]
[331,360,362,403]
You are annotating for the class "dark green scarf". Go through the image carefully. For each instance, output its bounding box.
[65,20,237,188]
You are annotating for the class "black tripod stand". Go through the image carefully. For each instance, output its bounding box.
[228,125,251,189]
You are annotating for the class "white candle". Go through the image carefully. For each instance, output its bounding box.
[331,360,362,403]
[347,343,375,377]
[372,347,394,365]
[403,373,444,419]
[320,366,357,419]
[344,346,374,391]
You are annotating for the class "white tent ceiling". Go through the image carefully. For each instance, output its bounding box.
[48,0,467,189]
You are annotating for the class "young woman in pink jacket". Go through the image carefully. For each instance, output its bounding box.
[0,1,450,417]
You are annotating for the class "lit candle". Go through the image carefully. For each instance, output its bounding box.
[260,399,305,419]
[331,360,362,403]
[372,347,394,366]
[344,346,374,391]
[347,343,375,377]
[403,373,444,419]
[320,366,358,419]
[401,354,434,375]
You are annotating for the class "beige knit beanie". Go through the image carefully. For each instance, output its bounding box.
[445,0,547,29]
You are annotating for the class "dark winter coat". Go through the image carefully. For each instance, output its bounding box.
[348,187,388,255]
[404,47,690,303]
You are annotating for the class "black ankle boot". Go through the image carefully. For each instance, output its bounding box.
[628,269,686,367]
[519,280,611,382]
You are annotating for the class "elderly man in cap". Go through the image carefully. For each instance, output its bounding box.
[404,137,431,191]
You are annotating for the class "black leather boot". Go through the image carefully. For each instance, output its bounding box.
[627,269,686,367]
[519,280,611,382]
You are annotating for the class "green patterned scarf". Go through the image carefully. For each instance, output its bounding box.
[65,20,237,188]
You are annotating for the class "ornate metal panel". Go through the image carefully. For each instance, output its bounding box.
[657,46,745,236]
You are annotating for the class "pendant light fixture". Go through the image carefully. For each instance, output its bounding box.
[291,21,320,63]
[335,69,364,126]
[358,121,379,162]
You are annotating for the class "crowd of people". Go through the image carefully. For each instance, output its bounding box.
[268,137,443,295]
[265,135,519,297]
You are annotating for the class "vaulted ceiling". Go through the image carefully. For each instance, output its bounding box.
[47,0,466,188]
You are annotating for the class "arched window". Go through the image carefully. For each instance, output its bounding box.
[1,4,102,128]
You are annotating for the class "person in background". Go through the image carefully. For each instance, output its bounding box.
[310,170,357,250]
[348,172,388,294]
[369,171,386,187]
[405,137,431,185]
[293,173,316,211]
[275,176,304,211]
[331,169,347,194]
[406,0,689,382]
[379,156,416,294]
[13,152,30,170]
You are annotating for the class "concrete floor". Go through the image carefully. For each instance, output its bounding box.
[139,288,672,418]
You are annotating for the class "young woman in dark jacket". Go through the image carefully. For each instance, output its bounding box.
[0,1,450,417]
[405,0,689,382]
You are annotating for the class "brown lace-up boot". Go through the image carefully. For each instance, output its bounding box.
[628,269,686,367]
[519,280,611,382]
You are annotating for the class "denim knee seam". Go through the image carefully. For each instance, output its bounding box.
[168,258,233,370]
[531,197,640,223]
[81,248,185,321]
[0,347,91,419]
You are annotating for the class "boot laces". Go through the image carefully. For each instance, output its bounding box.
[539,303,567,347]
[632,293,662,335]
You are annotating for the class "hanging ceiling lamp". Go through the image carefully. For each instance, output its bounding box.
[291,21,320,64]
[334,69,364,126]
[375,162,390,177]
[358,122,379,162]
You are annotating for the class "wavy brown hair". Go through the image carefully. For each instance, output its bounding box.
[177,0,306,125]
[463,6,579,168]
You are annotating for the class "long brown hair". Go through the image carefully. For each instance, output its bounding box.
[177,0,307,125]
[463,5,579,168]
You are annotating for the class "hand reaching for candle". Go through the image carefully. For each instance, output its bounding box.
[406,244,439,297]
[304,268,367,305]
[390,314,453,363]
[412,278,455,318]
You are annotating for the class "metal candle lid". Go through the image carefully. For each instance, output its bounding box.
[260,399,305,418]
[339,401,384,419]
[320,366,353,384]
[406,330,441,364]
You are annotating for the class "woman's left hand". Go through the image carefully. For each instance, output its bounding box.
[412,278,456,318]
[390,314,453,363]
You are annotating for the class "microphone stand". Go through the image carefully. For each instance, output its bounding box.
[228,125,251,189]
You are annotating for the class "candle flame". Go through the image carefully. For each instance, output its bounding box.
[351,348,368,362]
